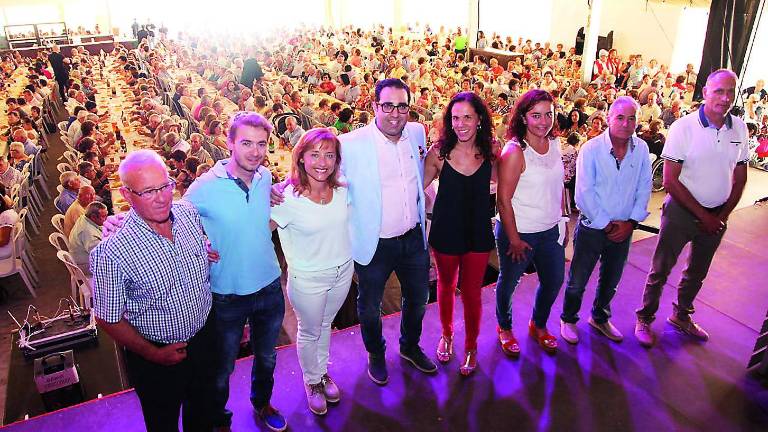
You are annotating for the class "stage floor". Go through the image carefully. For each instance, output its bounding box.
[4,205,768,432]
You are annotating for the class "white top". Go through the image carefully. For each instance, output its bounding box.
[373,124,420,238]
[0,209,19,259]
[270,184,352,272]
[503,138,564,233]
[661,108,749,208]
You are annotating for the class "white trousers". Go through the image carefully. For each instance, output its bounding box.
[287,259,353,385]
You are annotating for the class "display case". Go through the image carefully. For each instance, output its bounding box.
[4,22,69,49]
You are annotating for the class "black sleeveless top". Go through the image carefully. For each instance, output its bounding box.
[428,158,495,254]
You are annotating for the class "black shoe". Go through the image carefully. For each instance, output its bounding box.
[399,347,437,374]
[367,354,389,385]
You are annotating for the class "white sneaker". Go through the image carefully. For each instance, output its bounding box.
[321,373,340,403]
[634,320,655,347]
[589,317,623,342]
[305,382,327,415]
[560,320,579,344]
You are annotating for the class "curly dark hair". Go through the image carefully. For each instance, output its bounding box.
[506,89,558,149]
[437,91,495,161]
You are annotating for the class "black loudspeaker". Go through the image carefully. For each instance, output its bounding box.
[748,310,768,376]
[575,28,613,56]
[33,351,85,412]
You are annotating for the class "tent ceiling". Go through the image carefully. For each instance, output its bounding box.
[648,0,711,7]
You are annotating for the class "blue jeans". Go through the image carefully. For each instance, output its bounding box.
[495,222,565,329]
[209,278,285,427]
[561,222,631,324]
[355,226,430,356]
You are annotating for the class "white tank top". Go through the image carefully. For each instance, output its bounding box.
[507,138,564,233]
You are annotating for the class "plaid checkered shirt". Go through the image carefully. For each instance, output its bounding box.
[90,201,212,343]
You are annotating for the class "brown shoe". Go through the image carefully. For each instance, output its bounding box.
[667,315,709,341]
[634,320,655,348]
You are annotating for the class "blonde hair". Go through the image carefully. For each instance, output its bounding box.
[9,142,28,160]
[289,128,343,196]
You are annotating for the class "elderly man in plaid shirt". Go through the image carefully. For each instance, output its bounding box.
[91,150,214,432]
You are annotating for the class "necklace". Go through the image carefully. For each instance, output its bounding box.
[317,189,331,205]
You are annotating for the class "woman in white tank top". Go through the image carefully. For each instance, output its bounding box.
[494,89,566,356]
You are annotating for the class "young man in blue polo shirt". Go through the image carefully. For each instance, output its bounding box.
[184,112,286,431]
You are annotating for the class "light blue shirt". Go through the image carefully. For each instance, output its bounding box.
[575,130,652,230]
[184,159,281,295]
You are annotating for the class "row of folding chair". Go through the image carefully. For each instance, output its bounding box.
[0,222,38,298]
[49,215,92,308]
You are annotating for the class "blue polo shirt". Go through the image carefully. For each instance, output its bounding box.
[184,159,280,295]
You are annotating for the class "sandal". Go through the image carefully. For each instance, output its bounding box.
[459,350,477,376]
[436,334,453,363]
[529,321,557,354]
[497,326,521,358]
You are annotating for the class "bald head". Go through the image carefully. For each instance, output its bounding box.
[608,96,640,118]
[118,150,167,189]
[77,185,96,206]
[706,69,737,86]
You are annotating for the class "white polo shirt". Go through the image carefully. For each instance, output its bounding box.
[661,106,749,208]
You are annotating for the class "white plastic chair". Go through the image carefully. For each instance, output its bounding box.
[62,151,79,167]
[57,250,92,308]
[0,224,36,298]
[17,208,36,240]
[13,222,39,285]
[49,232,69,252]
[51,214,65,235]
[27,154,51,201]
[58,121,69,133]
[57,162,73,174]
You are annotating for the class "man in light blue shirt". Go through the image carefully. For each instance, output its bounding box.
[560,96,652,344]
[184,112,286,432]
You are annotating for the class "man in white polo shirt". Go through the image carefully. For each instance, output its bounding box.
[635,69,748,347]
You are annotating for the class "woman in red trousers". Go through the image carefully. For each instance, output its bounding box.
[423,91,497,376]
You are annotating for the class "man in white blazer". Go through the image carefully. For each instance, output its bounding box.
[339,79,437,385]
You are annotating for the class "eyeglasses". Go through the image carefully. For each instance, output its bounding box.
[125,180,176,199]
[377,102,410,114]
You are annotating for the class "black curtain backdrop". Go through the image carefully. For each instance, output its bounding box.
[695,0,762,99]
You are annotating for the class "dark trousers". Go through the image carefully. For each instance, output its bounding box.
[636,197,726,323]
[56,78,68,101]
[209,278,285,427]
[355,225,430,356]
[125,319,214,432]
[561,221,632,325]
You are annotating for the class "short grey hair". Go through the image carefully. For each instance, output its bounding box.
[608,96,640,117]
[85,201,107,218]
[59,171,78,188]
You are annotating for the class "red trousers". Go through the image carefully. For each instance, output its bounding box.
[433,250,490,351]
